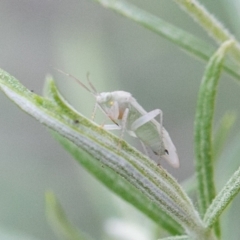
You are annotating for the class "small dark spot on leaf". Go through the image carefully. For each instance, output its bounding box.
[165,149,169,155]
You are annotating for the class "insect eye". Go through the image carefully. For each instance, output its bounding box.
[106,100,114,107]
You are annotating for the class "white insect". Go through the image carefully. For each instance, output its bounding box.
[57,70,179,168]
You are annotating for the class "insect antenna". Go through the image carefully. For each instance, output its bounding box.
[54,68,96,96]
[86,72,98,95]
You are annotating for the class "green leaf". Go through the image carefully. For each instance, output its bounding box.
[194,40,234,237]
[194,40,234,215]
[90,0,240,82]
[0,69,203,236]
[204,166,240,229]
[53,132,183,235]
[45,191,92,240]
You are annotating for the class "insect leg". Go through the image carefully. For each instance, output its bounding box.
[103,108,129,151]
[91,102,99,120]
[116,108,130,150]
[130,109,164,161]
[131,109,163,132]
[103,124,121,130]
[120,108,129,137]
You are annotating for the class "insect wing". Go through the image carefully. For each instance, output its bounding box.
[162,128,179,168]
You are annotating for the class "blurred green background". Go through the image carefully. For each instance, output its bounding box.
[0,0,239,239]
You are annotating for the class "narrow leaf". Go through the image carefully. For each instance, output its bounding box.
[194,40,234,237]
[204,166,240,228]
[53,132,183,235]
[194,40,234,214]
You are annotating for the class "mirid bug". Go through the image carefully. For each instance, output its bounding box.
[56,69,179,168]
